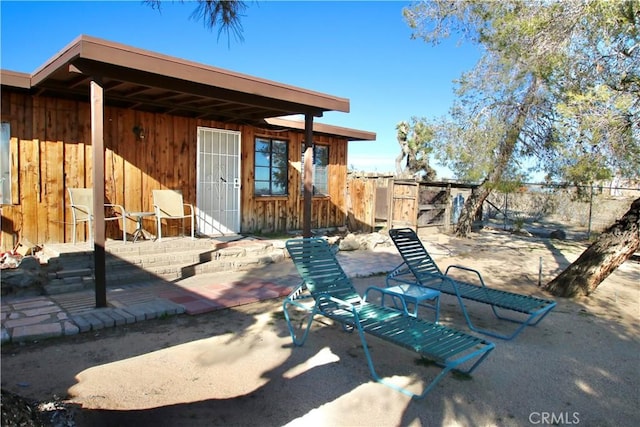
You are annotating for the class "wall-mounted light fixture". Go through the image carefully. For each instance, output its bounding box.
[132,125,145,140]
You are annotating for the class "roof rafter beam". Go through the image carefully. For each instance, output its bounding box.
[34,81,293,122]
[65,69,92,90]
[69,59,327,117]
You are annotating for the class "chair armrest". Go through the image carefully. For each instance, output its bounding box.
[444,264,487,287]
[286,281,309,301]
[283,293,316,312]
[183,203,194,214]
[70,203,91,212]
[414,269,463,295]
[316,293,363,323]
[105,203,126,218]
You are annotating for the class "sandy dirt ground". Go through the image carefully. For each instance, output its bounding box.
[1,229,639,426]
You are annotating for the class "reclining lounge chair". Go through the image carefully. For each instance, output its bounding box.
[387,227,556,340]
[283,237,495,399]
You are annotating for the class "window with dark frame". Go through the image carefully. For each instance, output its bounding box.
[301,144,329,196]
[254,137,288,196]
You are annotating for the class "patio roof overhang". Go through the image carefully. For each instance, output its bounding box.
[2,34,365,306]
[1,70,31,89]
[6,34,350,122]
[264,117,376,141]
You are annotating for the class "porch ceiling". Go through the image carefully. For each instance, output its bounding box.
[21,35,350,123]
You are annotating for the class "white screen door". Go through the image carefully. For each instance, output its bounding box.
[196,127,241,235]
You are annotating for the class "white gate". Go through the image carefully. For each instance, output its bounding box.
[196,127,241,235]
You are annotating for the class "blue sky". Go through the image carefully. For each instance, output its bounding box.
[0,0,480,177]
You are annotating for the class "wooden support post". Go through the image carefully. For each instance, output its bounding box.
[91,79,107,308]
[303,113,314,238]
[387,179,394,231]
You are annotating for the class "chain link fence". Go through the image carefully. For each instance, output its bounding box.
[484,184,639,238]
[346,173,639,239]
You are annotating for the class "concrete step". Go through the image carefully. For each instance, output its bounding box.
[48,243,284,275]
[49,268,94,279]
[103,252,286,286]
[42,238,288,295]
[44,278,87,295]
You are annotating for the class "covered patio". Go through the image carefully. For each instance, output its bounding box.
[1,35,375,308]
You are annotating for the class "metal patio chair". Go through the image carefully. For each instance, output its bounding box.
[68,188,127,244]
[152,189,195,241]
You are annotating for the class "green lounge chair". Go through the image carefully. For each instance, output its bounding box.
[283,237,495,400]
[387,228,557,340]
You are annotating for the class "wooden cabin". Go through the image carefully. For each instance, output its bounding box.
[0,35,375,251]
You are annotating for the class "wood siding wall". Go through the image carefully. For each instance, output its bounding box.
[0,91,349,250]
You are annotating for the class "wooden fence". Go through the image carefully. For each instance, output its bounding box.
[347,175,639,237]
[346,174,474,233]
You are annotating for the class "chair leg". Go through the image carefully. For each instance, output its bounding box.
[454,297,531,341]
[282,298,316,347]
[157,217,162,241]
[72,221,77,244]
[190,214,194,240]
